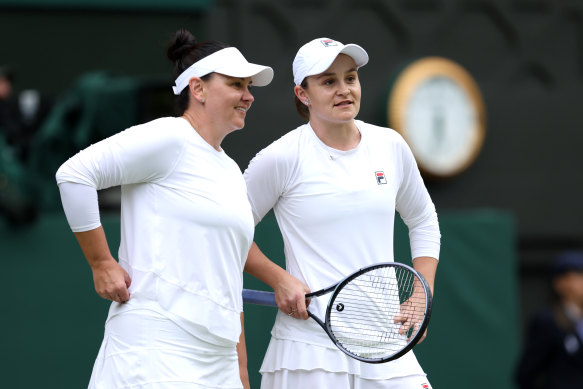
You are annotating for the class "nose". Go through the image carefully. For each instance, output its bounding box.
[243,87,255,103]
[337,82,350,96]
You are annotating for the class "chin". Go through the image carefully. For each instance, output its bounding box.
[337,113,357,121]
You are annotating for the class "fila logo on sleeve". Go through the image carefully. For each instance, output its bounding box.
[375,171,387,185]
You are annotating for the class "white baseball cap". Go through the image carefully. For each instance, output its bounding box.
[293,38,369,86]
[172,47,274,95]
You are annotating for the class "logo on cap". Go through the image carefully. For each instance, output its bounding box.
[320,39,338,47]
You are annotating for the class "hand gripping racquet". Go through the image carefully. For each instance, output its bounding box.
[243,262,432,363]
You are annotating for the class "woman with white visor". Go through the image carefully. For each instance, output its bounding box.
[56,29,273,389]
[244,37,440,388]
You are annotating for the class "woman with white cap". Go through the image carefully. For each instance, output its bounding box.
[55,29,273,389]
[244,37,440,388]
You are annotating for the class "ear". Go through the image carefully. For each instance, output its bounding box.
[294,85,308,103]
[188,77,206,104]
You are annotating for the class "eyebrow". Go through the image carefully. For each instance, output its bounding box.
[226,76,253,85]
[222,74,251,81]
[315,68,358,79]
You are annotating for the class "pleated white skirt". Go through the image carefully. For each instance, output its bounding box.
[259,336,431,389]
[88,308,242,389]
[261,369,432,389]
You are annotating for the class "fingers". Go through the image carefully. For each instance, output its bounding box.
[415,329,428,344]
[98,285,130,303]
[274,277,311,320]
[116,287,131,303]
[93,259,132,303]
[124,270,132,288]
[285,295,311,319]
[293,296,309,320]
[406,321,421,341]
[394,313,412,336]
[394,310,416,336]
[394,312,426,342]
[281,292,309,320]
[294,284,311,319]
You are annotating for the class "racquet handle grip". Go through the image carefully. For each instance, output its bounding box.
[242,289,277,307]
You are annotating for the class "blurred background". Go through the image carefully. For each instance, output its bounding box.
[1,0,582,388]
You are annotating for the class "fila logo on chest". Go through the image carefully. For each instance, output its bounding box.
[375,171,387,185]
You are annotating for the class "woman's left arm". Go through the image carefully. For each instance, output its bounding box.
[412,256,438,296]
[411,256,438,343]
[394,135,440,295]
[237,312,250,389]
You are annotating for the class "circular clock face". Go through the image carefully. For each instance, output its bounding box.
[388,57,486,178]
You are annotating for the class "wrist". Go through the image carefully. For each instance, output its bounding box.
[88,254,116,270]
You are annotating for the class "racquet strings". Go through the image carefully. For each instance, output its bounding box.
[328,265,426,359]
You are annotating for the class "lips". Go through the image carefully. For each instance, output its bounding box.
[334,100,352,107]
[235,106,248,112]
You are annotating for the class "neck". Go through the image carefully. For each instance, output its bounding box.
[309,119,361,151]
[182,110,224,151]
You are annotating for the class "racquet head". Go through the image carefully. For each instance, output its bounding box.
[324,262,432,363]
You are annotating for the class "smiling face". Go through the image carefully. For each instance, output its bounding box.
[298,54,361,126]
[204,73,255,134]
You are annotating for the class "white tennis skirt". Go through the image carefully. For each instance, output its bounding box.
[259,335,430,389]
[88,308,243,389]
[261,370,432,389]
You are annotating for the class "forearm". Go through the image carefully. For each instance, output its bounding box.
[244,242,311,319]
[244,242,290,289]
[74,227,114,268]
[73,226,131,302]
[412,256,438,295]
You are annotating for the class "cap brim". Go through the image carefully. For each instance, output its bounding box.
[215,63,274,87]
[305,43,369,79]
[339,44,369,68]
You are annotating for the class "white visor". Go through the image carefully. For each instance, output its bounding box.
[293,38,369,86]
[172,47,274,95]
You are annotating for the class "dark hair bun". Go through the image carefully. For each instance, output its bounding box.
[167,29,197,63]
[166,29,229,115]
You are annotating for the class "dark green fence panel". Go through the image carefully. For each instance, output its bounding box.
[0,209,518,388]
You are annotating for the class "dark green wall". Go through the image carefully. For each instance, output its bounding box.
[0,9,205,96]
[0,210,518,389]
[2,0,582,239]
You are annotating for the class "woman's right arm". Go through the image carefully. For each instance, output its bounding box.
[56,121,182,302]
[74,226,131,303]
[57,181,131,303]
[244,242,310,319]
[243,139,310,319]
[55,180,131,302]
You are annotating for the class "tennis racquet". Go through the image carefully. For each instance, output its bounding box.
[243,262,432,363]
